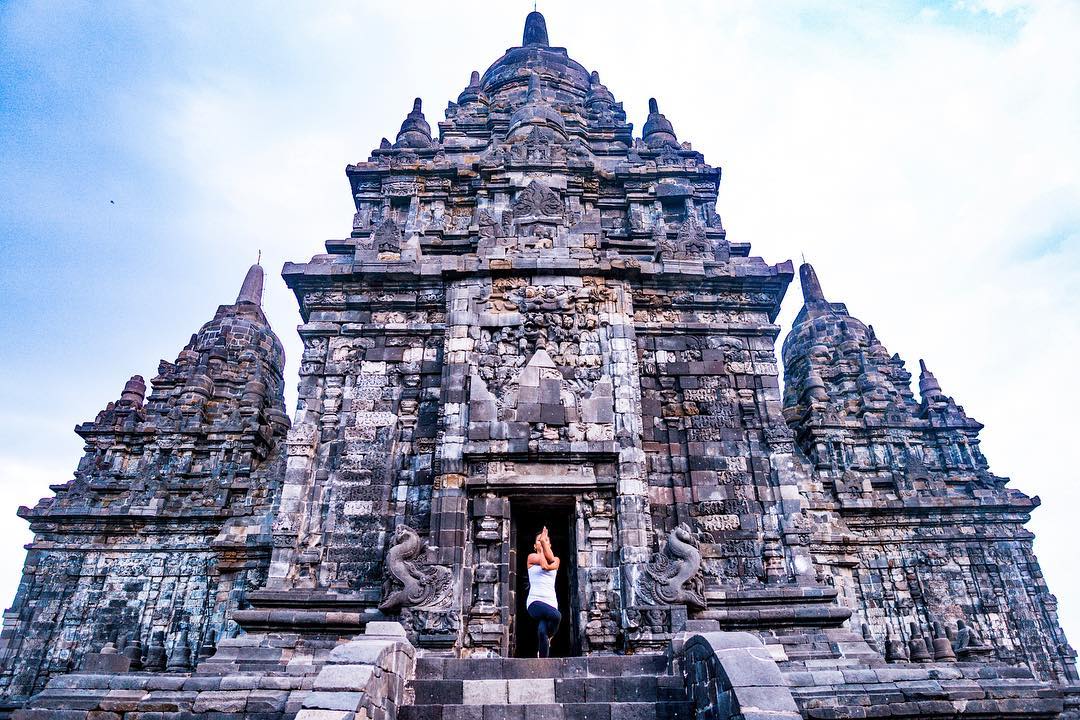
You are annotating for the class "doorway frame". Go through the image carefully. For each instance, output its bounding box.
[508,493,582,658]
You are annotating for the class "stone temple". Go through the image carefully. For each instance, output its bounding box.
[4,11,1077,720]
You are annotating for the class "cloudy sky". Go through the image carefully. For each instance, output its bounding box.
[1,0,1078,641]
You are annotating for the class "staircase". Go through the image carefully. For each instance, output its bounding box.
[400,655,693,720]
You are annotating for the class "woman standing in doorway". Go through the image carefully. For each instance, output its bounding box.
[526,526,561,658]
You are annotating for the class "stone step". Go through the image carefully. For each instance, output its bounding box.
[413,674,687,705]
[400,701,694,720]
[416,655,671,680]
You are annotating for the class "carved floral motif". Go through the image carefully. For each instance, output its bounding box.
[512,180,563,219]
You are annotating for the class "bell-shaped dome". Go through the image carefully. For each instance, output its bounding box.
[586,71,615,108]
[457,70,484,106]
[480,11,592,105]
[190,262,285,384]
[642,98,679,149]
[394,98,433,149]
[507,73,567,141]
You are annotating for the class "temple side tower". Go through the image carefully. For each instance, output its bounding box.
[0,265,290,705]
[782,262,1077,683]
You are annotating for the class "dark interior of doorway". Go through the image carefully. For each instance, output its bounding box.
[512,499,577,658]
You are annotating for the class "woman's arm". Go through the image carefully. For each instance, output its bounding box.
[538,537,560,570]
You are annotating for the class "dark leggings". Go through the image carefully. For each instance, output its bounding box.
[527,601,561,658]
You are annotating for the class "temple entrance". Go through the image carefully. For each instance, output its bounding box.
[510,498,579,657]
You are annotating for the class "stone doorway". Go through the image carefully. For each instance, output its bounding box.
[510,498,579,657]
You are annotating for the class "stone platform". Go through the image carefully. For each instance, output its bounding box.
[14,626,1068,720]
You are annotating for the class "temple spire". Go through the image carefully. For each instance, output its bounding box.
[918,359,944,401]
[457,71,482,106]
[799,262,827,304]
[236,263,264,306]
[643,97,679,149]
[523,10,550,47]
[394,97,433,148]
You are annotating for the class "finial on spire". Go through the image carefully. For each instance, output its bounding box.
[458,71,482,105]
[918,359,944,401]
[799,262,827,304]
[257,249,261,266]
[395,96,433,148]
[120,375,147,406]
[236,263,264,306]
[643,98,678,149]
[523,10,550,47]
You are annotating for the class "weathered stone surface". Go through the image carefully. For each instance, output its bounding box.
[0,263,290,705]
[462,679,508,705]
[507,678,555,704]
[782,261,1076,685]
[3,8,1075,720]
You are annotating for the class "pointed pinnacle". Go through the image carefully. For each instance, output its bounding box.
[919,358,943,399]
[799,262,827,304]
[523,10,550,46]
[236,263,264,306]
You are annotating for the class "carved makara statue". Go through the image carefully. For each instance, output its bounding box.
[379,524,453,612]
[639,522,706,610]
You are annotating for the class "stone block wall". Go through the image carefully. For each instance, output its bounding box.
[264,282,446,596]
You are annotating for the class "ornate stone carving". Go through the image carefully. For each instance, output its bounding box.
[952,618,992,657]
[639,523,706,610]
[509,133,566,164]
[676,213,709,255]
[373,218,404,254]
[379,525,453,612]
[512,180,563,220]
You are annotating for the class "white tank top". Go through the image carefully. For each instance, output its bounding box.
[526,564,558,609]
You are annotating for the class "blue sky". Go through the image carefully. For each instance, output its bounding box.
[2,0,1078,640]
